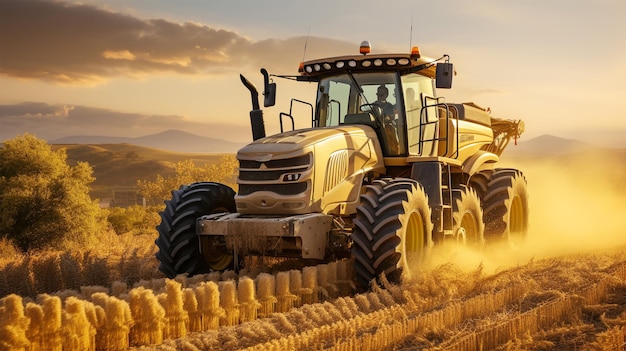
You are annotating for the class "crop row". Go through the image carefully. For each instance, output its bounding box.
[235,263,626,351]
[0,259,353,351]
[0,246,159,299]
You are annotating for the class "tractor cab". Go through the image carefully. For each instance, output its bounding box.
[315,70,437,157]
[265,41,455,159]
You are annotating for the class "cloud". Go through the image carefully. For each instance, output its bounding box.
[0,102,73,118]
[0,102,249,142]
[0,0,354,85]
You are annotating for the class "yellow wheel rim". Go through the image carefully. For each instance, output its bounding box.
[459,211,478,243]
[206,206,234,271]
[207,254,233,271]
[405,210,425,260]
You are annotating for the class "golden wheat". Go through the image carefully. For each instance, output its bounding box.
[110,280,128,297]
[0,294,29,351]
[38,294,63,350]
[301,266,318,305]
[158,279,188,340]
[61,296,94,351]
[0,259,32,298]
[195,280,224,330]
[31,253,64,295]
[256,273,278,318]
[90,291,133,351]
[24,302,45,351]
[0,232,163,300]
[237,276,261,323]
[219,280,239,327]
[275,271,297,313]
[2,248,626,350]
[128,286,166,345]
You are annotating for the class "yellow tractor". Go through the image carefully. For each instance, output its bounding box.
[155,42,528,290]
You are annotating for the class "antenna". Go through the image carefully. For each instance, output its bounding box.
[302,26,311,62]
[409,14,414,50]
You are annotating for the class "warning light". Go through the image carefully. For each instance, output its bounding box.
[359,41,371,55]
[410,46,421,60]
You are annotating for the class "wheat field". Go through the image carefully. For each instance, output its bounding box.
[2,247,626,350]
[2,150,626,350]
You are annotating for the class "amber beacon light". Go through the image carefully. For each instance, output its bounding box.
[359,41,371,55]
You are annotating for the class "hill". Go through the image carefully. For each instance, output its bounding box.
[503,134,626,162]
[506,134,599,156]
[52,143,233,201]
[52,129,245,153]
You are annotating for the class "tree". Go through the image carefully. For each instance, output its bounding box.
[0,134,105,251]
[138,155,238,206]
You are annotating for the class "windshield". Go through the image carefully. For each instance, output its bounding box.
[314,71,437,157]
[316,72,397,126]
[316,72,406,155]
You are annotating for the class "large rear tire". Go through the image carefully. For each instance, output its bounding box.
[451,186,485,247]
[469,170,493,201]
[351,178,433,290]
[156,182,236,278]
[482,169,529,248]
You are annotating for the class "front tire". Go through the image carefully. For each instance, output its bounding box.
[351,178,433,290]
[451,186,485,247]
[156,182,236,278]
[482,169,529,248]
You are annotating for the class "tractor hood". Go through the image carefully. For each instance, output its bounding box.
[235,125,385,215]
[238,126,370,156]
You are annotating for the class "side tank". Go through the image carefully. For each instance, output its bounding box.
[438,103,494,162]
[235,125,386,216]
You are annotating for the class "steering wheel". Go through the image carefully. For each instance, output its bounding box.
[359,103,385,127]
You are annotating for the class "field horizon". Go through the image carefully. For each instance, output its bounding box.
[46,132,626,203]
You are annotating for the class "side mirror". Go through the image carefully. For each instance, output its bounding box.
[261,68,276,107]
[264,83,276,107]
[436,62,454,89]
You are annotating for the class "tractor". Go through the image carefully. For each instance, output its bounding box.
[155,41,528,290]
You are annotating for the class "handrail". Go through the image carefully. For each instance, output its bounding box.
[279,98,314,132]
[419,97,460,159]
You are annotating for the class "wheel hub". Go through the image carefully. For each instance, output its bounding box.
[455,227,467,244]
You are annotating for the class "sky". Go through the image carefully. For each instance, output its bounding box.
[1,0,625,147]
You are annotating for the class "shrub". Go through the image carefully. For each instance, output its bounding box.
[106,205,161,235]
[137,156,237,206]
[0,134,106,251]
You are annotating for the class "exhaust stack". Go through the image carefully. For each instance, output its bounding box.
[240,74,266,141]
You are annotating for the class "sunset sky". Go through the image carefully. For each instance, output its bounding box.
[1,0,625,147]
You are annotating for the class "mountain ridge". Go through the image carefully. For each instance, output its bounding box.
[505,134,623,157]
[32,131,626,155]
[51,129,245,153]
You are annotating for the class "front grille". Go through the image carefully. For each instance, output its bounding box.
[239,154,310,169]
[239,167,309,181]
[238,182,309,196]
[238,153,312,196]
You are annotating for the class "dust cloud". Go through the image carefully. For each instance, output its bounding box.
[422,150,626,276]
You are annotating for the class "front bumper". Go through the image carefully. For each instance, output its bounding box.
[197,213,332,260]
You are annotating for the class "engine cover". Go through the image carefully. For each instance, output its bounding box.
[235,125,385,216]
